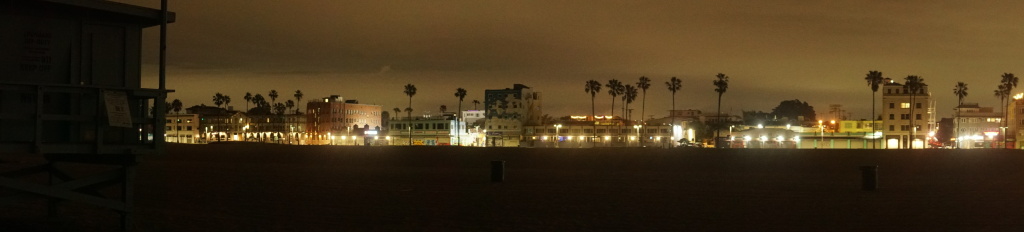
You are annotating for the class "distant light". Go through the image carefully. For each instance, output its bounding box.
[777,136,784,141]
[744,136,752,141]
[757,124,763,128]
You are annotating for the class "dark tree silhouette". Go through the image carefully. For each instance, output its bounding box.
[864,70,884,149]
[713,73,730,142]
[666,77,682,146]
[404,84,417,145]
[222,95,231,110]
[1000,73,1018,148]
[606,79,623,117]
[213,92,225,108]
[637,76,651,146]
[269,90,279,106]
[294,90,304,114]
[904,75,925,149]
[171,99,182,142]
[286,100,295,114]
[393,107,401,120]
[472,99,480,110]
[454,88,467,146]
[244,92,253,112]
[585,80,602,146]
[954,82,968,149]
[624,84,638,121]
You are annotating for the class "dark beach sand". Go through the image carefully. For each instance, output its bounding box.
[4,144,1024,231]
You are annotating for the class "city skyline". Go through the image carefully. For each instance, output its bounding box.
[117,0,1024,119]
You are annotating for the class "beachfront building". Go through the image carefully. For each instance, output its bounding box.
[389,115,460,146]
[881,78,933,149]
[166,113,200,143]
[188,105,247,142]
[306,95,383,145]
[955,103,1003,149]
[523,120,677,148]
[1009,94,1024,149]
[483,84,542,147]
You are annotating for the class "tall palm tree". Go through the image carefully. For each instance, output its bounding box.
[404,84,417,145]
[222,95,231,110]
[585,80,602,146]
[606,79,623,117]
[666,77,682,146]
[244,92,253,112]
[954,82,968,149]
[472,100,480,110]
[713,73,729,142]
[624,85,638,121]
[1000,73,1018,148]
[212,92,225,108]
[454,88,467,146]
[904,75,924,149]
[171,99,182,142]
[393,107,401,120]
[864,70,884,149]
[294,90,304,114]
[268,90,279,106]
[286,100,295,114]
[637,76,651,146]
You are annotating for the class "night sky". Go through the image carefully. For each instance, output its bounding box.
[117,0,1024,120]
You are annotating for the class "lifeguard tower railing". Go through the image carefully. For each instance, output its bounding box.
[0,81,167,230]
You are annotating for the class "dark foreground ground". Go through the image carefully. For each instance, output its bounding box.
[3,144,1024,231]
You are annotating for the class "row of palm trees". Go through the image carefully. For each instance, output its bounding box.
[584,74,730,146]
[210,90,305,115]
[866,71,1019,149]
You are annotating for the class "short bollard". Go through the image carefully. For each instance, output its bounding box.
[491,160,505,183]
[860,165,878,191]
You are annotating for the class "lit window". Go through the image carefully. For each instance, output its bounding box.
[900,103,910,109]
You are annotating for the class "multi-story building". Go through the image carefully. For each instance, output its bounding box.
[188,105,247,142]
[956,103,1003,149]
[1009,94,1024,149]
[389,115,459,146]
[166,114,200,143]
[483,84,542,147]
[306,95,383,145]
[881,79,933,149]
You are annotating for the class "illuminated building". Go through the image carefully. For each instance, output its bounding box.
[306,95,383,145]
[483,84,542,147]
[881,78,934,149]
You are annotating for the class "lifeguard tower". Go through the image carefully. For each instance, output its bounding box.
[0,0,173,230]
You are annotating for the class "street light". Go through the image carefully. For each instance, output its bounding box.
[554,124,562,148]
[633,125,642,147]
[818,120,824,148]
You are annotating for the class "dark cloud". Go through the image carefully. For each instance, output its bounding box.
[121,0,1024,119]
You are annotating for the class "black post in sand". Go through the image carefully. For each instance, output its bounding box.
[860,165,878,191]
[491,160,505,182]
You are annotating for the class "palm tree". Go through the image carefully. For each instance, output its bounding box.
[222,95,231,110]
[454,88,467,146]
[212,92,225,108]
[393,107,401,120]
[864,70,884,149]
[954,82,968,149]
[1000,73,1018,148]
[666,77,682,146]
[713,73,730,143]
[244,92,253,112]
[404,84,417,145]
[273,102,286,115]
[904,75,924,149]
[440,105,447,114]
[268,90,279,106]
[624,85,638,121]
[171,99,182,142]
[294,90,304,114]
[606,79,623,117]
[472,100,480,110]
[585,80,602,146]
[637,76,651,146]
[286,100,295,114]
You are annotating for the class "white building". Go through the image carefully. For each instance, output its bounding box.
[954,103,1002,149]
[483,84,542,147]
[881,79,934,149]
